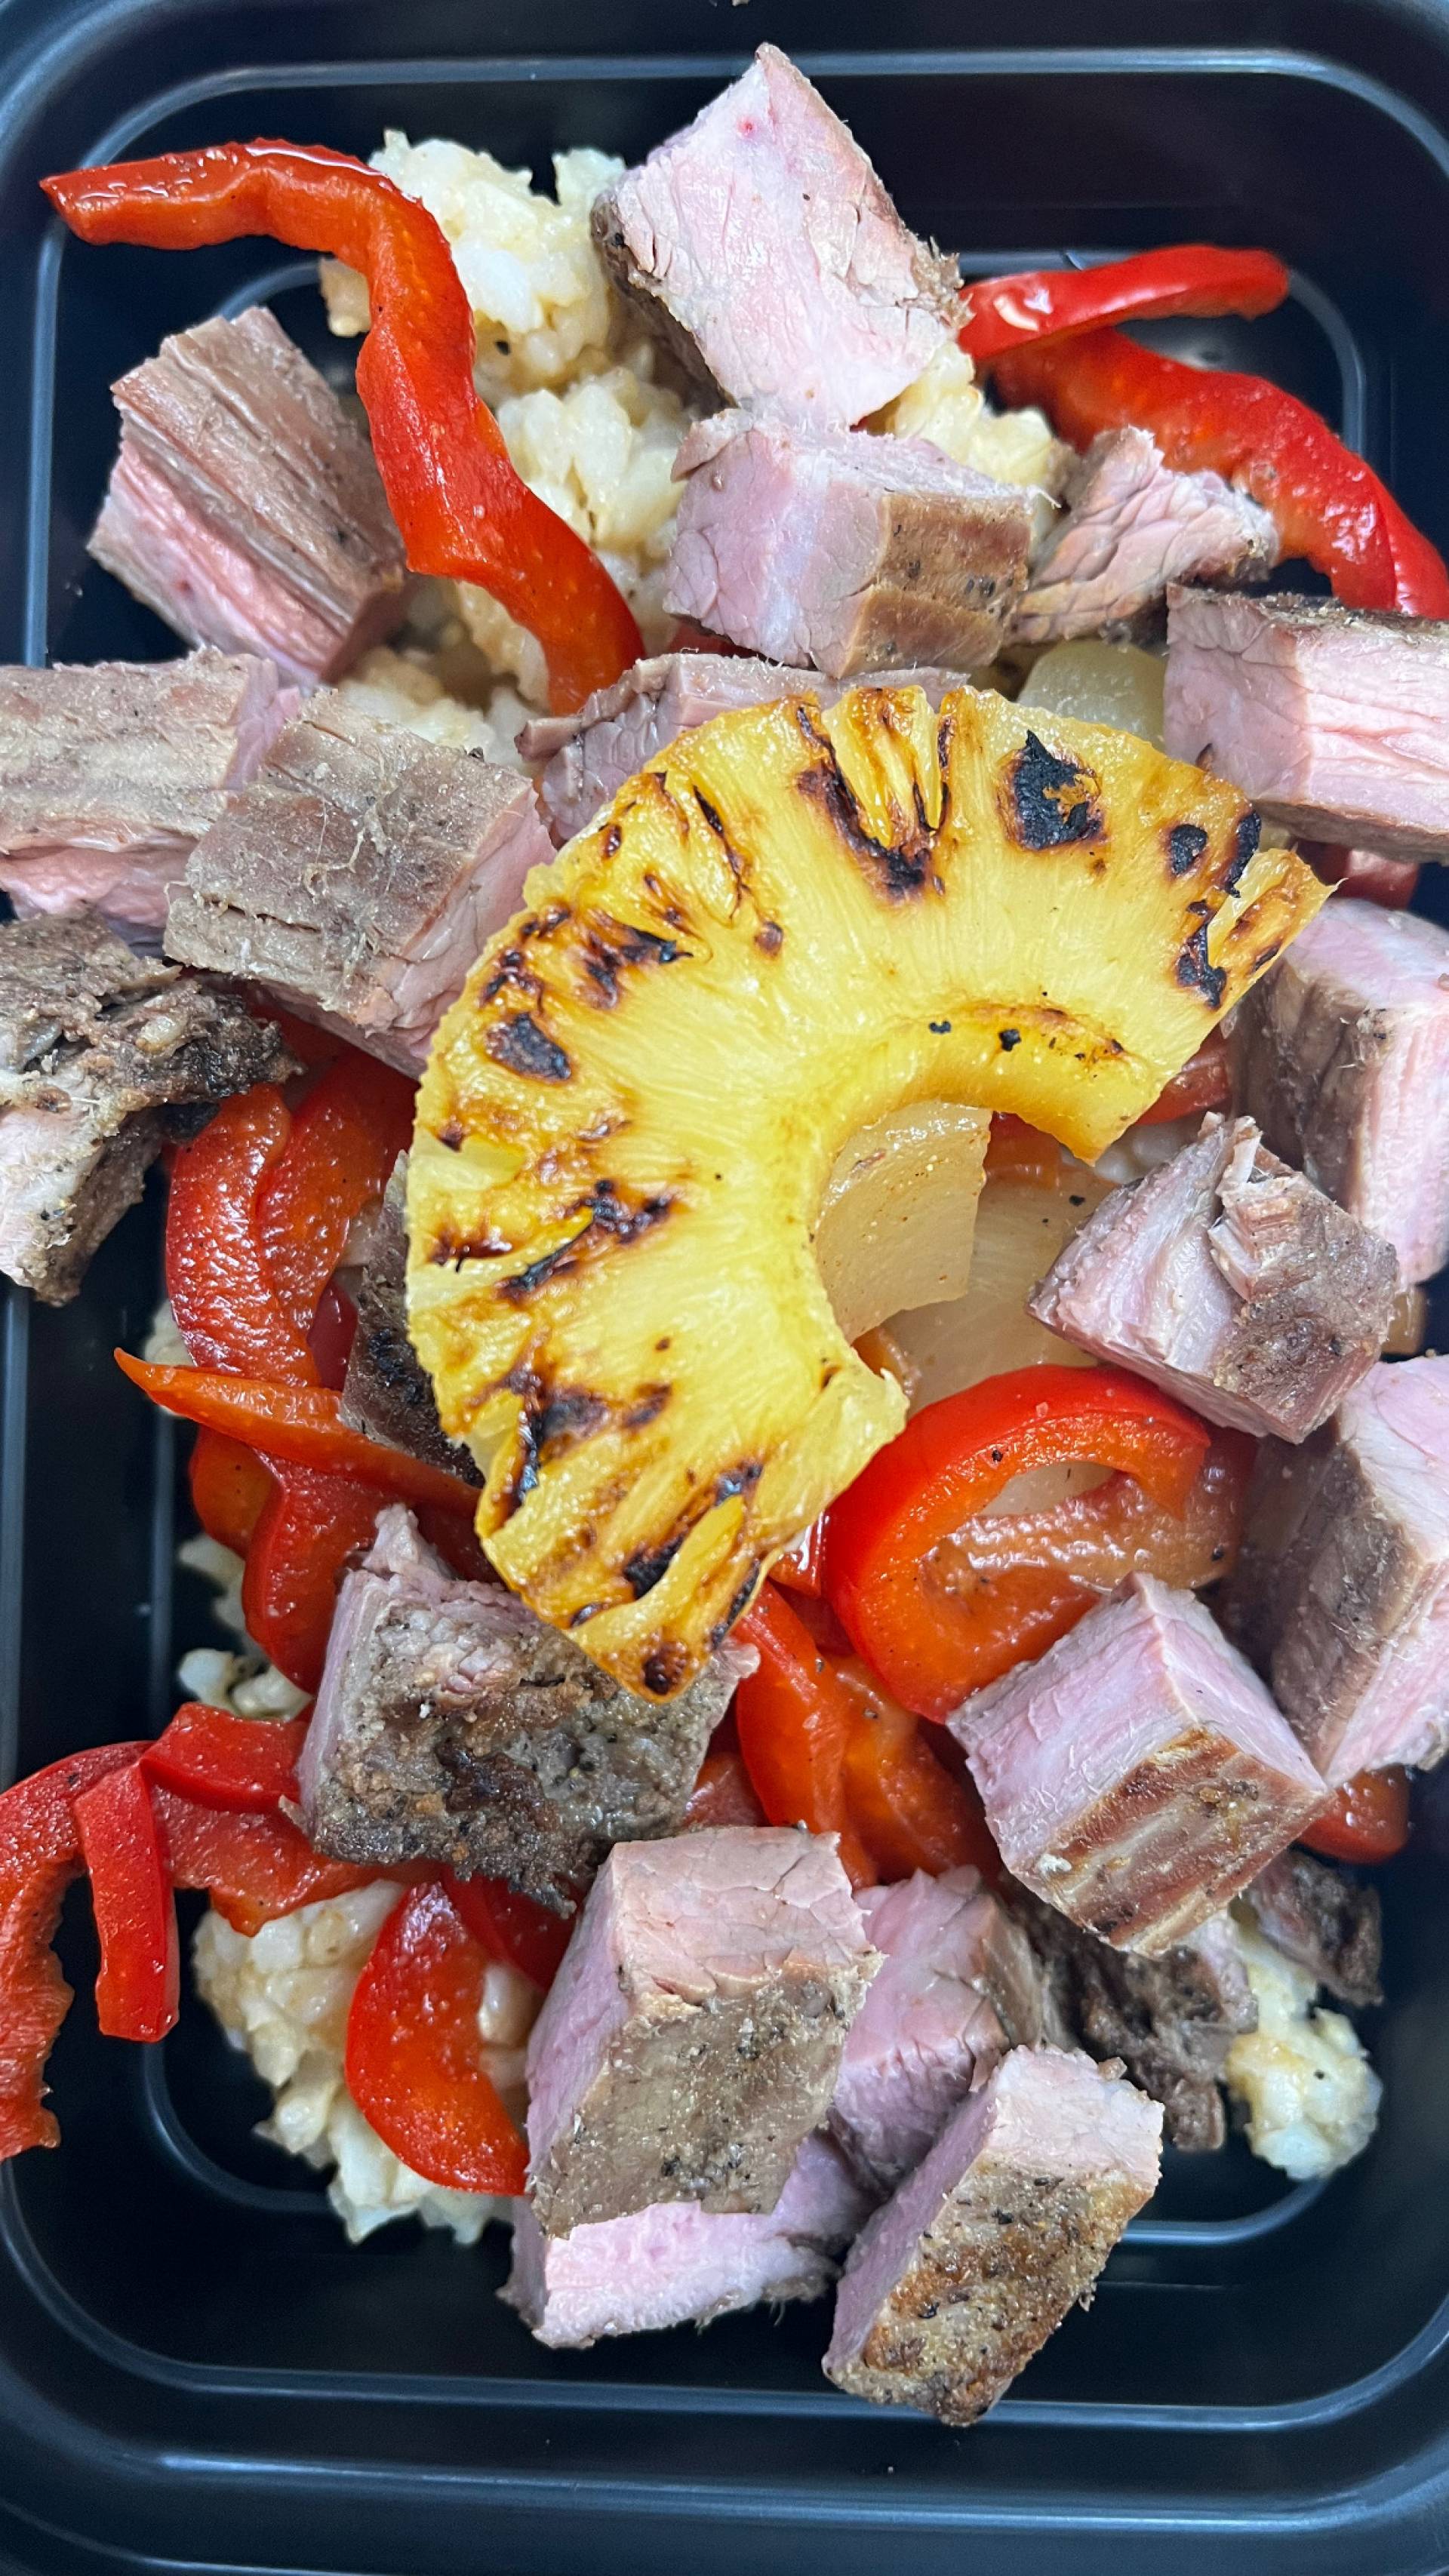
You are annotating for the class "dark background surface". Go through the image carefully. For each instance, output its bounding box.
[5,2,1449,2569]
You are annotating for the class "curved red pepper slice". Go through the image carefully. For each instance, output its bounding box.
[116,1356,478,1518]
[442,1869,575,1991]
[240,1463,395,1694]
[834,1658,998,1882]
[43,144,642,714]
[72,1763,180,2044]
[679,1723,768,1834]
[344,1880,528,2193]
[1138,1031,1232,1127]
[257,1052,412,1345]
[149,1782,405,1935]
[0,1743,147,2154]
[142,1705,308,1812]
[189,1428,275,1557]
[734,1587,875,1887]
[958,244,1288,364]
[991,327,1449,616]
[166,1085,315,1382]
[823,1366,1213,1723]
[1300,1767,1411,1864]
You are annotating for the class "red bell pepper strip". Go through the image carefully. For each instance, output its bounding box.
[0,1742,146,2153]
[824,1366,1213,1722]
[984,1114,1063,1182]
[307,1281,358,1391]
[189,1428,275,1556]
[1137,1031,1232,1127]
[734,1586,875,1887]
[149,1781,403,1935]
[115,1357,478,1518]
[1300,1767,1411,1864]
[72,1763,180,2044]
[1300,844,1420,911]
[141,1704,307,1812]
[240,1463,397,1694]
[344,1880,528,2192]
[43,144,642,715]
[166,1086,315,1381]
[257,1052,413,1345]
[991,327,1449,616]
[958,244,1289,364]
[680,1728,768,1834]
[772,1518,827,1598]
[834,1658,998,1881]
[442,1869,575,1991]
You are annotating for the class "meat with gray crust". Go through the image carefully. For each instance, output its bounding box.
[525,1825,878,2233]
[0,908,292,1302]
[1239,1848,1382,2010]
[337,1157,480,1483]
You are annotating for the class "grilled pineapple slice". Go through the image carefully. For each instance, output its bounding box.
[409,684,1324,1698]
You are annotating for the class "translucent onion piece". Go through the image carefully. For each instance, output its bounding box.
[1018,639,1167,749]
[815,1101,989,1345]
[884,1168,1115,1417]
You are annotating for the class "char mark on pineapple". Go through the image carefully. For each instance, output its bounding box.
[1167,822,1209,878]
[1177,921,1227,1008]
[1004,733,1104,851]
[488,1013,573,1083]
[579,918,687,1006]
[798,742,938,901]
[496,1184,675,1308]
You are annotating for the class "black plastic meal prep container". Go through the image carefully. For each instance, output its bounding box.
[10,2,1449,2568]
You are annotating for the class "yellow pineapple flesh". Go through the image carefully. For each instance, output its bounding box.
[408,684,1326,1698]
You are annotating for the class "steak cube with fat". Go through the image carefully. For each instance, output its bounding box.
[823,2046,1161,2424]
[1164,588,1449,860]
[0,652,296,946]
[0,909,292,1302]
[830,1868,1042,2195]
[91,306,410,685]
[1029,1112,1398,1441]
[1224,1356,1449,1781]
[525,1825,878,2233]
[592,46,957,426]
[1232,899,1449,1284]
[337,1157,479,1482]
[952,1574,1327,1954]
[1012,431,1276,647]
[503,2131,872,2349]
[665,416,1032,677]
[299,1507,743,1910]
[165,690,555,1071]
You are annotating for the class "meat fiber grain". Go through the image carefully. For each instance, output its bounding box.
[952,1573,1327,1954]
[592,47,958,426]
[525,1825,878,2233]
[91,307,410,684]
[1164,588,1449,860]
[165,690,555,1071]
[337,1157,480,1483]
[1240,1847,1382,2010]
[1030,1113,1398,1441]
[300,1508,743,1910]
[1225,1356,1449,1781]
[664,415,1032,676]
[1014,431,1276,646]
[824,2046,1161,2424]
[1232,898,1449,1285]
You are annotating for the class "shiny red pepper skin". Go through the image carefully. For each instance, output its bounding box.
[116,1354,478,1518]
[992,327,1449,616]
[734,1588,875,1888]
[166,1085,313,1381]
[42,144,642,712]
[149,1781,410,1935]
[0,1743,147,2153]
[240,1463,397,1693]
[257,1051,412,1346]
[1300,1767,1411,1864]
[442,1869,575,1991]
[958,244,1289,364]
[141,1705,308,1812]
[345,1880,528,2193]
[72,1763,180,2044]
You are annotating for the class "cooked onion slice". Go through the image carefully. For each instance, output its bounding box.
[882,1166,1115,1416]
[814,1102,989,1345]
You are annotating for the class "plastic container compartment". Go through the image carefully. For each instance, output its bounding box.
[5,4,1449,2570]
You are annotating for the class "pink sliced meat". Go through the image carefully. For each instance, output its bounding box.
[1163,587,1449,860]
[592,46,957,427]
[164,690,553,1071]
[1029,1112,1398,1441]
[524,1825,878,2235]
[1225,1356,1449,1781]
[0,652,296,945]
[91,306,411,685]
[503,2130,872,2349]
[951,1573,1327,1954]
[829,1868,1041,2194]
[1013,430,1276,646]
[823,2046,1161,2424]
[664,414,1032,677]
[1232,898,1449,1285]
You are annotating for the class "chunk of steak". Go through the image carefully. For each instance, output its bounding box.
[830,1868,1042,2195]
[503,2130,872,2348]
[1240,1847,1382,2009]
[525,1824,878,2233]
[952,1574,1327,1954]
[592,46,957,426]
[1232,898,1449,1284]
[0,652,297,946]
[823,2046,1161,2424]
[337,1157,480,1483]
[1013,429,1276,646]
[165,690,554,1071]
[1223,1357,1449,1781]
[1029,1113,1398,1441]
[299,1508,743,1909]
[1164,587,1449,859]
[521,650,957,844]
[1005,1888,1257,2150]
[91,306,410,684]
[664,416,1032,677]
[0,910,292,1302]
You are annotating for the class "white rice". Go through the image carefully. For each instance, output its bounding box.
[1224,1919,1382,2182]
